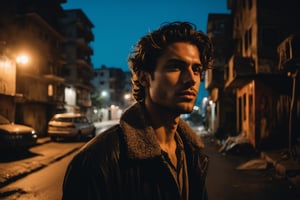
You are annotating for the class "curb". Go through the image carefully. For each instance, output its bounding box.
[36,137,51,145]
[261,151,300,189]
[0,144,80,189]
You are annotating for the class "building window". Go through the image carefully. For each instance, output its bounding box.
[244,32,248,51]
[244,28,252,51]
[243,94,247,121]
[48,84,53,96]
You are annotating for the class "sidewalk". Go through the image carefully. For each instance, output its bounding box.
[211,132,300,188]
[0,137,78,188]
[0,120,118,188]
[260,146,300,188]
[194,126,300,189]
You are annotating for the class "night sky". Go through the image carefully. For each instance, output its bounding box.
[62,0,230,71]
[62,0,230,102]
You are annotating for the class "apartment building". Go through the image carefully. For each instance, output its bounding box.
[206,0,300,150]
[0,0,66,136]
[206,13,233,136]
[91,66,132,121]
[60,9,94,114]
[0,0,94,136]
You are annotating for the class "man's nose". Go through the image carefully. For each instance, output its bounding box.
[182,68,196,85]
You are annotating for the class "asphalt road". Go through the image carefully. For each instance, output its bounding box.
[200,134,300,200]
[0,122,299,200]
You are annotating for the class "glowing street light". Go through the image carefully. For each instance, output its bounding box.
[124,93,131,100]
[15,53,30,97]
[101,91,108,97]
[16,54,29,65]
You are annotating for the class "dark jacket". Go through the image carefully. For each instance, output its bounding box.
[62,103,209,200]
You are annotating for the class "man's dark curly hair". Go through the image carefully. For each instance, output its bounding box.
[128,21,214,102]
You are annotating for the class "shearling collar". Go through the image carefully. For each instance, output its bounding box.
[119,102,205,160]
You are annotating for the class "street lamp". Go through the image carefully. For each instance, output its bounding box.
[124,93,131,101]
[15,53,30,97]
[16,54,29,65]
[101,90,108,97]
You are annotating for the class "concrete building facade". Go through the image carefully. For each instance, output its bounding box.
[0,0,94,136]
[206,0,300,150]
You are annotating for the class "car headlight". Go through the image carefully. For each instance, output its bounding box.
[31,130,37,138]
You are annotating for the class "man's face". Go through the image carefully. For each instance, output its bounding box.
[147,42,202,114]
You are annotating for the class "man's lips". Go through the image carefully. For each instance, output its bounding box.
[176,89,198,97]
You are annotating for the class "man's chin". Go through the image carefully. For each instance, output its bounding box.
[175,104,195,114]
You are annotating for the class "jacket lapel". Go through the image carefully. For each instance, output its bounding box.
[119,103,205,160]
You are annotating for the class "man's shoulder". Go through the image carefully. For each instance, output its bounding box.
[65,124,124,174]
[78,124,123,155]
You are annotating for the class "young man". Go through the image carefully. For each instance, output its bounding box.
[62,21,213,200]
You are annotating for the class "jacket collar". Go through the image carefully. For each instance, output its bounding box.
[119,102,204,160]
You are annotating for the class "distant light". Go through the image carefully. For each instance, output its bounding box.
[16,54,29,64]
[124,93,131,100]
[48,84,53,96]
[101,91,108,97]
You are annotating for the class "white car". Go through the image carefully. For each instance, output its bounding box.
[48,113,96,141]
[0,114,38,150]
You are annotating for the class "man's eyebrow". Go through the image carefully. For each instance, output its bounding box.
[166,58,201,65]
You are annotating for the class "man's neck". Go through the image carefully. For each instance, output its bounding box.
[144,100,180,145]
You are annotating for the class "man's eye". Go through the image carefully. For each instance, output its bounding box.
[192,65,203,74]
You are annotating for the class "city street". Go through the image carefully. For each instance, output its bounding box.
[0,123,299,199]
[1,1,300,199]
[201,134,300,200]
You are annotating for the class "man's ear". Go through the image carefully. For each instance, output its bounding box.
[138,71,150,87]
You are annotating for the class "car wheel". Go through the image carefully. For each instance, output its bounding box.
[50,136,57,141]
[75,131,82,141]
[91,128,96,138]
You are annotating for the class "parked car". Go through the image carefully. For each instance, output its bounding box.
[0,114,38,150]
[48,113,96,141]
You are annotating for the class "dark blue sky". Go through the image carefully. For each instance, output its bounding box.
[63,0,230,72]
[62,0,230,102]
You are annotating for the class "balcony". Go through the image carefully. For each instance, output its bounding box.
[76,38,93,54]
[234,56,255,76]
[225,55,255,88]
[75,59,92,71]
[277,33,300,72]
[43,74,65,83]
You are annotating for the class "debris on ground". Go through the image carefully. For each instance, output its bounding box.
[236,158,269,170]
[218,134,255,155]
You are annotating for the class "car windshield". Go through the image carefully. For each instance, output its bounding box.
[0,115,10,125]
[54,117,73,122]
[75,117,88,123]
